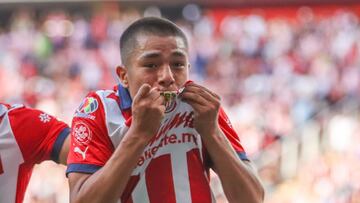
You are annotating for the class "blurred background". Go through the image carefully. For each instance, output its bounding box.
[1,0,360,202]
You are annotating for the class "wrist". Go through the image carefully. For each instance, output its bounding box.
[197,123,220,137]
[127,126,153,145]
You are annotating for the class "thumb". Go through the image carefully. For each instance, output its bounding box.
[133,83,151,102]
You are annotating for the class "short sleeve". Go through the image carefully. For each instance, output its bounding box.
[8,106,70,164]
[218,107,249,161]
[66,93,115,176]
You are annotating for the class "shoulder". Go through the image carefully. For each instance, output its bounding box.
[83,89,120,111]
[75,89,119,119]
[5,104,40,122]
[73,88,128,145]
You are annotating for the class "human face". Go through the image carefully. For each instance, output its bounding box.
[122,34,190,99]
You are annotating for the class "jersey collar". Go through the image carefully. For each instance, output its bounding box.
[117,84,132,111]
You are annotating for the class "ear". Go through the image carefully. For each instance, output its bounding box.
[116,65,129,88]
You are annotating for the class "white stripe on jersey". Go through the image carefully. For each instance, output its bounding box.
[0,108,25,203]
[209,174,217,203]
[0,104,23,117]
[0,104,6,117]
[171,150,192,203]
[96,90,127,147]
[132,173,150,203]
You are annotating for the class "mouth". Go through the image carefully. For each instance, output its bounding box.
[160,91,177,103]
[159,81,189,102]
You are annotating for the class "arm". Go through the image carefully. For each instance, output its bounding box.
[52,127,71,165]
[68,84,165,203]
[180,82,264,203]
[202,128,264,203]
[58,135,70,165]
[69,128,150,203]
[8,106,71,164]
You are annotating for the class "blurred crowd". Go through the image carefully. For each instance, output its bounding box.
[1,3,360,203]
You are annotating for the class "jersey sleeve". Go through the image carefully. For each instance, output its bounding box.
[218,107,249,161]
[66,92,115,176]
[8,106,70,164]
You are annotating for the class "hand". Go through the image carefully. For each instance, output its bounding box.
[180,82,221,136]
[130,84,165,140]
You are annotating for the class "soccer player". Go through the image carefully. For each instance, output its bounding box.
[67,17,264,203]
[0,103,70,203]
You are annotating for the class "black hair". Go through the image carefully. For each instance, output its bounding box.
[120,17,188,66]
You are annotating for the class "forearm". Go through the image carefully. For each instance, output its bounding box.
[203,129,264,203]
[70,129,148,203]
[59,135,70,165]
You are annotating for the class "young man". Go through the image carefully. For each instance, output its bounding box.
[67,17,264,203]
[0,103,70,203]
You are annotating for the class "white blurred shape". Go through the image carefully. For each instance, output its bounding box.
[328,115,356,152]
[182,4,201,22]
[220,15,242,39]
[44,19,74,37]
[194,16,214,38]
[144,6,161,18]
[243,15,266,38]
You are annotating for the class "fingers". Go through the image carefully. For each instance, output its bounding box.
[183,82,221,100]
[134,84,162,102]
[133,84,165,113]
[180,90,209,106]
[180,82,221,105]
[133,83,152,102]
[148,87,161,100]
[154,91,165,106]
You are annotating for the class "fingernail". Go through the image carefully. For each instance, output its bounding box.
[177,87,185,94]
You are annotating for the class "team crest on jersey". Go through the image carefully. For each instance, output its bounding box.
[73,122,92,145]
[165,100,177,113]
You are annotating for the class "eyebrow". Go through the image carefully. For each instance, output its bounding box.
[137,51,161,60]
[137,49,187,60]
[171,50,187,58]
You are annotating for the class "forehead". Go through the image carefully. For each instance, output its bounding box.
[133,34,188,58]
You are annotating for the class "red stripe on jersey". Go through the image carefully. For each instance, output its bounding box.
[187,148,212,203]
[121,174,139,203]
[106,92,119,102]
[15,164,33,203]
[145,154,176,203]
[0,156,3,174]
[218,107,246,153]
[0,103,11,109]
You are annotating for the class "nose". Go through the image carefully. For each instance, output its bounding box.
[158,64,175,88]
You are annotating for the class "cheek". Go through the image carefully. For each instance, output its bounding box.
[136,72,158,86]
[174,70,188,85]
[128,72,157,94]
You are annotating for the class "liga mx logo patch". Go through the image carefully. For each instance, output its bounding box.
[78,97,98,114]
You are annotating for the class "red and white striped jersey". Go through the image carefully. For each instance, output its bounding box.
[0,103,70,203]
[67,85,248,203]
